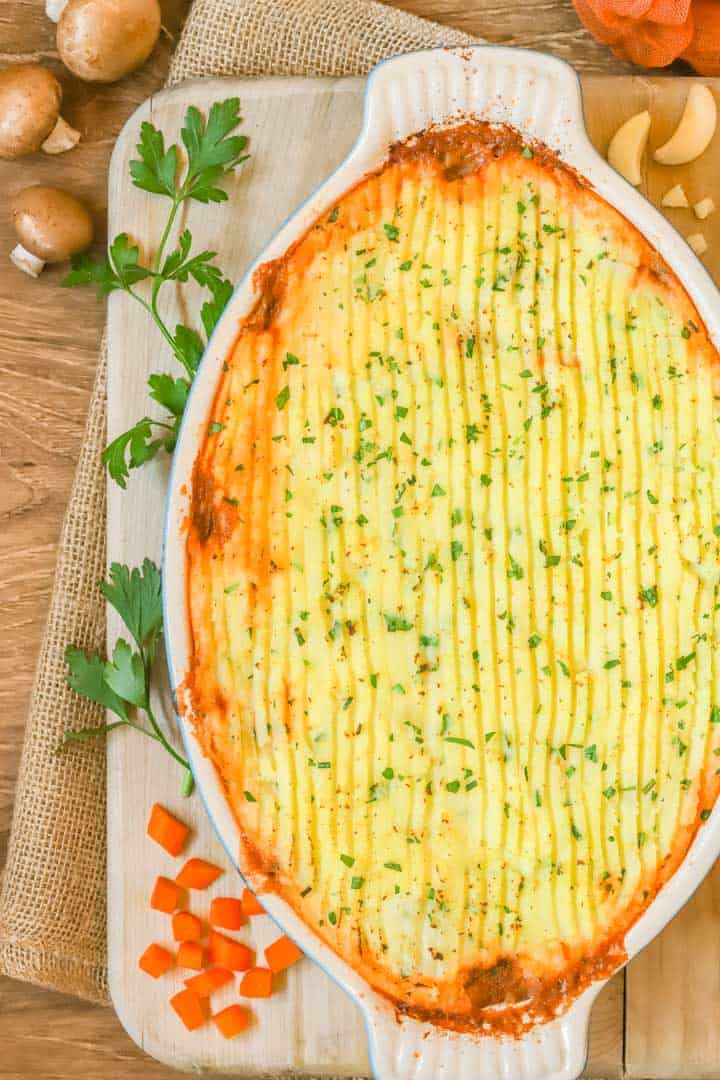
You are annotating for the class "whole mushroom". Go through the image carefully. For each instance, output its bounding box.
[0,63,80,159]
[54,0,162,83]
[11,186,94,278]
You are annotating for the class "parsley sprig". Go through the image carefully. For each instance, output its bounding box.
[63,560,193,795]
[63,98,249,488]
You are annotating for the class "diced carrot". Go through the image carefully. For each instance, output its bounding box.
[177,941,204,971]
[147,803,189,856]
[176,857,223,890]
[241,887,265,917]
[212,1003,249,1039]
[138,943,173,978]
[150,876,181,914]
[172,911,203,942]
[240,966,273,998]
[209,897,245,930]
[170,988,206,1031]
[184,967,233,996]
[265,934,303,973]
[209,929,253,971]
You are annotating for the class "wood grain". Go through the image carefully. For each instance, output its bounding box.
[0,2,714,1078]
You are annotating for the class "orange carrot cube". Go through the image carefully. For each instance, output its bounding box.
[212,1003,249,1039]
[172,911,203,942]
[138,943,173,979]
[184,967,233,996]
[240,966,273,998]
[209,897,244,930]
[241,887,265,917]
[265,934,303,973]
[176,857,223,890]
[177,941,204,971]
[209,929,252,971]
[147,803,189,856]
[170,988,206,1031]
[150,876,181,914]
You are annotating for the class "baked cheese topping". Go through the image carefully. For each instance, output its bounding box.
[186,123,720,1033]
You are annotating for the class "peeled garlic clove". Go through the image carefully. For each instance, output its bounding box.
[654,85,717,166]
[694,196,715,220]
[687,232,708,256]
[607,110,651,186]
[661,183,689,208]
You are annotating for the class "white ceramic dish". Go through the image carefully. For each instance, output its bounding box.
[164,46,720,1080]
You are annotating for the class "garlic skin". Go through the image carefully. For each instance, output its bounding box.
[687,232,708,257]
[694,197,715,221]
[654,85,717,167]
[661,184,689,209]
[607,110,651,186]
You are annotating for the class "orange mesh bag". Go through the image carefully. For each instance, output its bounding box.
[573,0,695,66]
[682,0,720,73]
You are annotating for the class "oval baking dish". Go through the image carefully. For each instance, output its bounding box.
[164,46,720,1079]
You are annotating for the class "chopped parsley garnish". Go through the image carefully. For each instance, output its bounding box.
[507,555,524,580]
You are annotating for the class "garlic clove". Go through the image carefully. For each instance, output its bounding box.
[607,110,651,186]
[661,183,689,208]
[694,196,715,220]
[687,232,708,256]
[654,85,717,166]
[10,243,46,277]
[40,114,80,154]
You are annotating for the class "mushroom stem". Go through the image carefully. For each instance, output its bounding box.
[10,243,45,278]
[45,0,69,20]
[40,114,80,154]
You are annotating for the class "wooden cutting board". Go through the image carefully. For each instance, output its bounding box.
[106,73,720,1079]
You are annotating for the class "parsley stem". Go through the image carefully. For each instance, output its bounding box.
[144,697,192,772]
[144,693,190,770]
[153,197,182,276]
[140,649,191,776]
[126,286,187,371]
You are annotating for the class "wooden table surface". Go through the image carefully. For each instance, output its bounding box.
[0,3,706,1079]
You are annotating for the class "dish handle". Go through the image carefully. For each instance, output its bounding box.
[363,989,598,1080]
[358,45,590,163]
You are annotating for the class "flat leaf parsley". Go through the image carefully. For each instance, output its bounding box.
[64,98,249,487]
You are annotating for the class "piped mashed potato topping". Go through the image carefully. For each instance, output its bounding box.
[186,122,720,1033]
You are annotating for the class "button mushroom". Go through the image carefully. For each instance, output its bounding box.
[10,186,94,278]
[55,0,162,83]
[0,63,80,159]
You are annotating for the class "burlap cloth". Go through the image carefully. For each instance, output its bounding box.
[0,0,479,1007]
